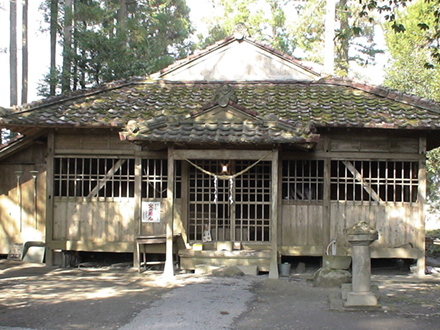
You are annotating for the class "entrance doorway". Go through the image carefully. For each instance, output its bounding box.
[188,160,271,243]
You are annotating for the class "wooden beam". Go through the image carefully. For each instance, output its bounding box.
[281,151,424,161]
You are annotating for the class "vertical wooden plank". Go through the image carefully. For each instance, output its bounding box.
[164,145,175,278]
[93,201,106,243]
[269,149,279,279]
[67,202,79,240]
[297,205,307,245]
[107,202,117,242]
[52,200,66,240]
[81,200,92,242]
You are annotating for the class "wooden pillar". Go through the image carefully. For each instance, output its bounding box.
[163,145,175,279]
[323,136,332,255]
[417,135,427,276]
[269,149,279,279]
[133,155,142,269]
[45,131,55,266]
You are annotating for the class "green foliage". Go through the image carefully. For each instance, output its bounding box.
[39,0,194,96]
[359,0,440,67]
[382,1,440,217]
[427,148,440,213]
[289,0,384,76]
[195,0,294,55]
[383,0,440,101]
[426,229,440,256]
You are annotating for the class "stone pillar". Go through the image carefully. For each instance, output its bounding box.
[344,222,379,307]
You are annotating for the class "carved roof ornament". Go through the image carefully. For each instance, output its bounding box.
[233,23,250,40]
[214,84,238,107]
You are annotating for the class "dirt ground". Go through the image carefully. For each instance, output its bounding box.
[1,260,440,330]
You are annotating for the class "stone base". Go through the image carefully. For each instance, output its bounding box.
[344,291,379,307]
[322,255,352,270]
[313,268,351,288]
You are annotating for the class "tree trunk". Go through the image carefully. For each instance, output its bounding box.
[50,0,58,96]
[9,0,18,106]
[117,0,127,33]
[337,0,350,75]
[21,0,28,104]
[62,0,73,93]
[324,0,335,75]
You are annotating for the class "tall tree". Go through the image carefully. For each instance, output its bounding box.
[382,1,440,213]
[196,0,292,54]
[196,0,383,77]
[49,0,58,96]
[359,0,440,67]
[39,0,193,95]
[288,0,383,77]
[21,0,28,104]
[9,0,18,106]
[383,0,440,101]
[62,0,73,93]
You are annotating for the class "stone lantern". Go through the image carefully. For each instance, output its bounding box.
[344,221,379,307]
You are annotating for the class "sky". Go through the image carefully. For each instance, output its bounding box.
[0,0,386,108]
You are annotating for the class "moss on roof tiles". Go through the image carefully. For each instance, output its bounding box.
[2,81,440,131]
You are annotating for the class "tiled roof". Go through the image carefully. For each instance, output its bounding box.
[2,79,440,133]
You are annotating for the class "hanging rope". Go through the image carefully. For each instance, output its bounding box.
[177,151,271,205]
[213,175,218,204]
[180,151,271,180]
[229,176,234,204]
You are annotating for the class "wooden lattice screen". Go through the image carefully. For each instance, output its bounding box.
[54,157,135,199]
[330,160,419,203]
[282,160,324,201]
[188,160,271,242]
[54,157,181,200]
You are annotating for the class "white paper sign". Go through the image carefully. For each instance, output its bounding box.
[142,202,161,223]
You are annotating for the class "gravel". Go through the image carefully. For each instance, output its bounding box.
[119,276,256,330]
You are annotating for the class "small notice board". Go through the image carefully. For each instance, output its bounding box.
[142,202,161,223]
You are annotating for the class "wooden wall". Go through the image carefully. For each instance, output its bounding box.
[1,127,425,261]
[278,128,425,259]
[0,143,47,254]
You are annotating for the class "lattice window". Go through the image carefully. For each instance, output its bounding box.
[330,160,419,202]
[54,157,181,199]
[54,157,135,198]
[141,159,168,199]
[282,160,324,201]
